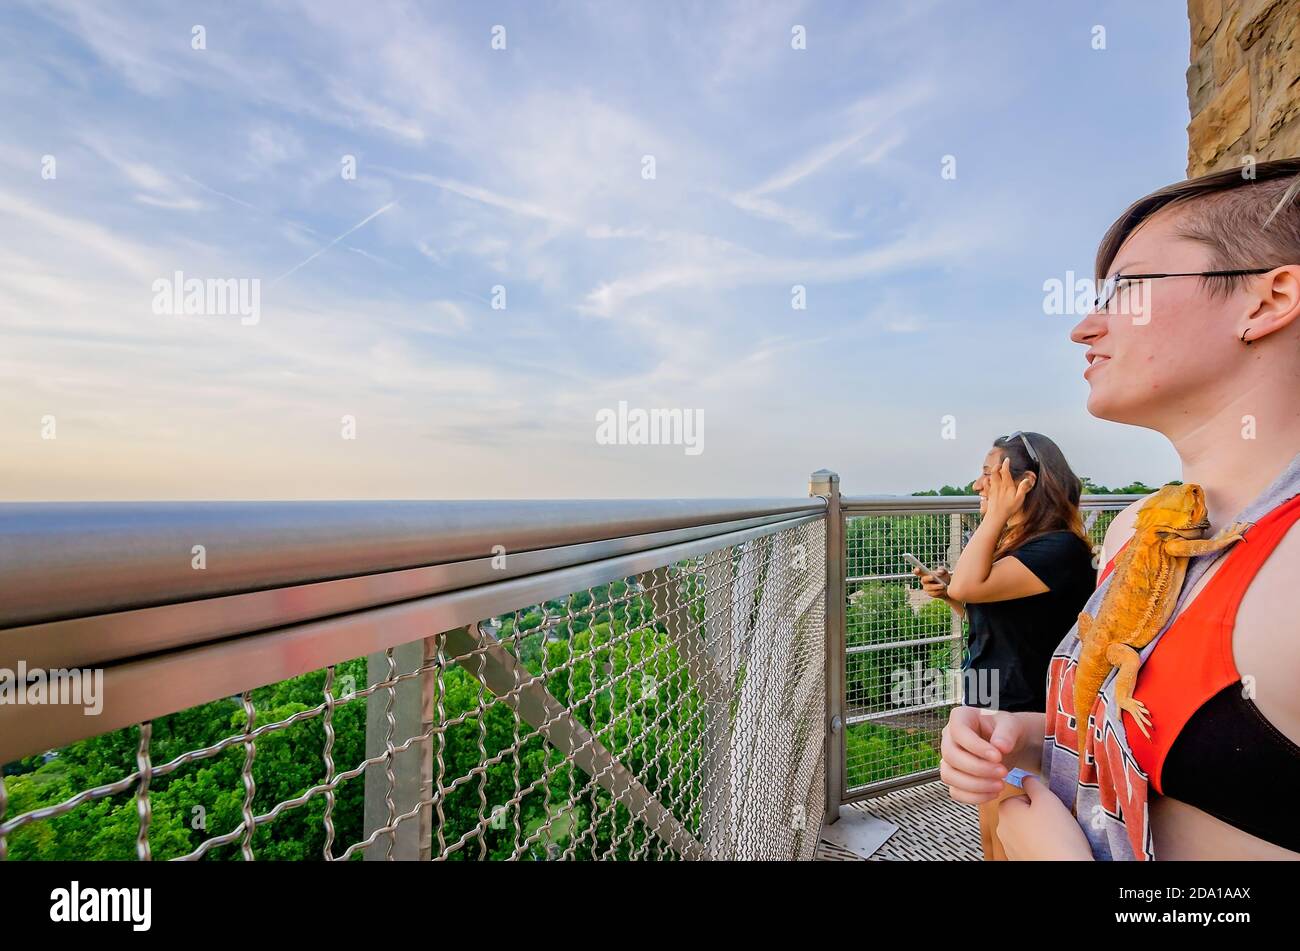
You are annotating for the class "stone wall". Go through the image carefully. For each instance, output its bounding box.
[1187,0,1300,176]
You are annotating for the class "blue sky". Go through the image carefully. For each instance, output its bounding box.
[0,0,1192,500]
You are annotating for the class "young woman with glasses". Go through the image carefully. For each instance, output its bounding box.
[914,430,1095,859]
[939,158,1300,860]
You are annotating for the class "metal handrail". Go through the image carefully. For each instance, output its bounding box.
[2,510,825,678]
[842,492,1147,514]
[0,498,825,627]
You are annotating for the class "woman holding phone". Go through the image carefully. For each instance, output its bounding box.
[914,431,1095,858]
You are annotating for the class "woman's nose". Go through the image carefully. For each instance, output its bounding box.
[1070,308,1107,345]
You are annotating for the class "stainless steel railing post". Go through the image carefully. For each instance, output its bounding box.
[809,469,843,826]
[363,639,430,860]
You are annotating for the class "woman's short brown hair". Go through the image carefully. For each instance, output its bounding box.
[1096,157,1300,298]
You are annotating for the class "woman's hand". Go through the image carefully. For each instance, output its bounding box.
[912,565,952,599]
[913,565,965,617]
[983,457,1034,525]
[939,706,1022,803]
[996,775,1094,860]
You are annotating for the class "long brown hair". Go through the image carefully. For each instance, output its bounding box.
[989,432,1089,560]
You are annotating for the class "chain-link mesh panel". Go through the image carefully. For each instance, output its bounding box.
[0,519,825,861]
[843,503,1122,795]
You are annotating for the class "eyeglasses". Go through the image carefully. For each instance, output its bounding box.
[1000,430,1039,469]
[1092,268,1278,313]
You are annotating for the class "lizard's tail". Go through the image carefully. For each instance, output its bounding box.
[1072,611,1101,765]
[1073,671,1107,765]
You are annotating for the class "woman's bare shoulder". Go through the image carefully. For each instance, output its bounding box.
[1098,497,1146,565]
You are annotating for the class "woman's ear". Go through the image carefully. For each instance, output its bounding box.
[1021,472,1037,490]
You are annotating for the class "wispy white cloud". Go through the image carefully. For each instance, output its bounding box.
[728,83,935,237]
[77,133,211,212]
[245,124,304,174]
[580,226,974,318]
[385,169,569,225]
[0,188,161,278]
[134,193,207,211]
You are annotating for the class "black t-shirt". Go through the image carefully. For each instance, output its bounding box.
[962,530,1096,713]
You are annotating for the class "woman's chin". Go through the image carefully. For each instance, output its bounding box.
[1087,388,1144,426]
[1086,387,1124,422]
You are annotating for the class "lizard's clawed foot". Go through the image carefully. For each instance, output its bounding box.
[1217,521,1250,543]
[1119,697,1152,738]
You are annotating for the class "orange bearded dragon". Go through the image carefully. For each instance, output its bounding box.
[1073,483,1249,766]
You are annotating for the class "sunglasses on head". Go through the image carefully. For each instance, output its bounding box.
[999,431,1040,469]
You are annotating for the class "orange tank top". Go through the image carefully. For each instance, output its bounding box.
[1098,493,1300,794]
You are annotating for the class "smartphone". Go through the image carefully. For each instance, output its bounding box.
[902,553,946,587]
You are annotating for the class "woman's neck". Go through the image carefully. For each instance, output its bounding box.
[1162,390,1300,528]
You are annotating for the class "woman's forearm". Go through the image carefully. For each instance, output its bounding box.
[952,515,1003,587]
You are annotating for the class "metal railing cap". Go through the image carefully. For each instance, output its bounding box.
[0,497,824,627]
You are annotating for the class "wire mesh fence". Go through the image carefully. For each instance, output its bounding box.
[0,518,825,861]
[842,501,1127,796]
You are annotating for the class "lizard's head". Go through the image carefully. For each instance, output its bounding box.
[1134,482,1210,537]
